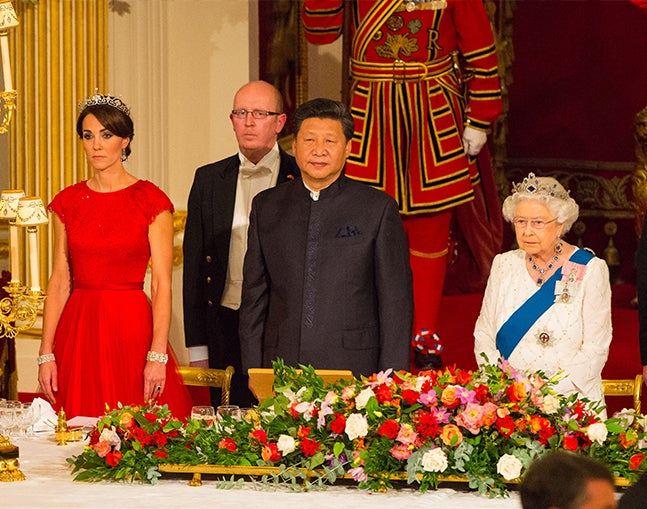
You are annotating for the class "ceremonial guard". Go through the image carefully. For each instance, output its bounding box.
[303,0,503,368]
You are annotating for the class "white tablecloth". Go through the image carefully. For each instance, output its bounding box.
[5,432,522,509]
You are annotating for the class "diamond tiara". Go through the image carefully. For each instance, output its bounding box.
[79,92,130,116]
[511,172,570,201]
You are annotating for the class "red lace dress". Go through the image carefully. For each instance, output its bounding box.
[47,180,193,419]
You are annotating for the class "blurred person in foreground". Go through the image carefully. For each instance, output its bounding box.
[474,172,612,409]
[520,451,617,509]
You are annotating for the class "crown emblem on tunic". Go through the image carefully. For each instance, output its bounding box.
[511,172,570,201]
[79,91,130,116]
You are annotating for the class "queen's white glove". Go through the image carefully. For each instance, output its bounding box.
[462,125,487,156]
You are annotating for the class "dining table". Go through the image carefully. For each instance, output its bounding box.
[5,430,526,509]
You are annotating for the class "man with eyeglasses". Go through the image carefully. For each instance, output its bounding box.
[183,80,299,407]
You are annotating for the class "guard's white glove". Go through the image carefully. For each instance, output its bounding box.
[462,125,487,156]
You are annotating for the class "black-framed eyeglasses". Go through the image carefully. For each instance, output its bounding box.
[231,109,280,119]
[512,217,558,230]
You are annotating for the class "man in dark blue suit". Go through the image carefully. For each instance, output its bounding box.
[240,99,412,381]
[183,81,299,407]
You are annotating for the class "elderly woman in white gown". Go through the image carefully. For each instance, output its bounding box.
[474,172,612,407]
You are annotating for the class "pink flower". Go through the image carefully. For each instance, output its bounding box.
[419,390,437,406]
[389,443,413,461]
[348,466,368,482]
[93,440,112,458]
[395,423,418,445]
[455,403,485,434]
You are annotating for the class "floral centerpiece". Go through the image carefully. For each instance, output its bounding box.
[68,402,188,483]
[69,359,647,497]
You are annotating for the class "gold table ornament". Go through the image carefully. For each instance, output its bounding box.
[54,408,82,445]
[0,433,25,482]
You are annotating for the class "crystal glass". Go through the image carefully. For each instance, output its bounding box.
[216,405,241,421]
[0,404,12,436]
[20,402,38,438]
[190,405,215,426]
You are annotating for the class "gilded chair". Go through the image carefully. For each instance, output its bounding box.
[177,365,234,406]
[602,374,643,414]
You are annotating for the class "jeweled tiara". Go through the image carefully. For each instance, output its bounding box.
[79,92,130,116]
[511,172,570,201]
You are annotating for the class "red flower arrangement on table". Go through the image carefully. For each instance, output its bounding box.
[69,358,647,497]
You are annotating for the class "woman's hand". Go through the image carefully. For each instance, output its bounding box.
[38,361,58,404]
[143,360,166,401]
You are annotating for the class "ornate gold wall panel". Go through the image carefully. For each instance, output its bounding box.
[7,0,107,288]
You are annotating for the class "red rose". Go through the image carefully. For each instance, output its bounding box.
[329,413,346,434]
[374,383,393,404]
[262,443,281,462]
[144,412,158,423]
[401,389,419,406]
[454,370,473,386]
[630,453,645,470]
[106,450,123,467]
[474,384,490,404]
[250,429,268,444]
[153,450,169,459]
[563,435,579,451]
[495,415,515,438]
[377,419,400,439]
[218,437,237,452]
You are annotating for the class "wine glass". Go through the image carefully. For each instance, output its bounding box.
[216,405,241,421]
[215,405,241,433]
[190,406,215,427]
[20,402,38,438]
[0,404,12,437]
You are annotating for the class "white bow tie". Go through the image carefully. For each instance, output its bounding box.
[239,164,272,178]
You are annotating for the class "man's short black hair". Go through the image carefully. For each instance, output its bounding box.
[293,98,354,142]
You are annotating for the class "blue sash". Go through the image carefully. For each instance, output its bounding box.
[495,249,595,359]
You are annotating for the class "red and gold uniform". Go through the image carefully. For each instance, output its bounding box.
[303,0,502,363]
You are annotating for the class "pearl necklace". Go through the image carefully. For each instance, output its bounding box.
[528,242,562,286]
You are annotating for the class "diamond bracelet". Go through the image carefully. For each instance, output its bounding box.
[37,353,56,365]
[146,350,168,364]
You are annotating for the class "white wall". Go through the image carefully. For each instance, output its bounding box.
[107,1,254,365]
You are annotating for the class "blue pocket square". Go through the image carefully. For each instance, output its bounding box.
[336,225,360,238]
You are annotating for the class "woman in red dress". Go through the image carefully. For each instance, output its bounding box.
[37,93,193,419]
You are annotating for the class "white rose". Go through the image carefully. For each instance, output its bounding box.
[587,422,608,445]
[421,448,448,473]
[540,394,560,414]
[345,413,369,440]
[100,426,121,449]
[355,387,375,410]
[277,434,296,455]
[496,454,522,481]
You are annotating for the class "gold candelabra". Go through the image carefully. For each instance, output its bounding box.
[0,190,48,339]
[0,1,18,134]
